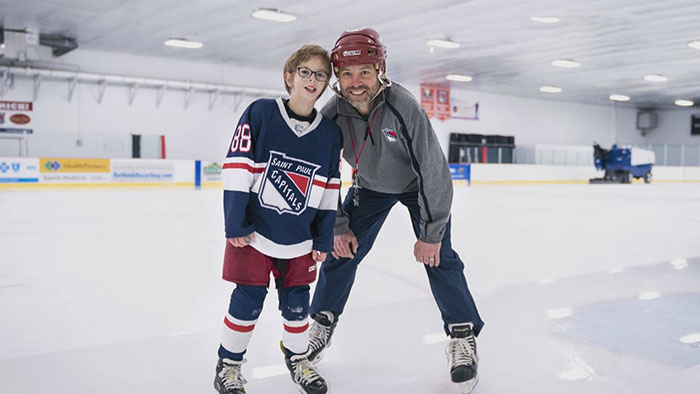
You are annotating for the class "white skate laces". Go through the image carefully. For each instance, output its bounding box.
[219,359,247,390]
[308,312,334,358]
[290,355,323,387]
[447,336,477,369]
[308,323,331,353]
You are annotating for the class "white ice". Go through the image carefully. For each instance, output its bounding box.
[1,183,699,394]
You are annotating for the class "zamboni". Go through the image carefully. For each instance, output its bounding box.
[589,144,655,184]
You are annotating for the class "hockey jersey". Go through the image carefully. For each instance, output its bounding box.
[222,97,342,259]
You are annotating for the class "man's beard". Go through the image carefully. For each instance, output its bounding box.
[342,84,379,110]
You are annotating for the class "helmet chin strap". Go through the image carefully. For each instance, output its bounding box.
[331,70,392,109]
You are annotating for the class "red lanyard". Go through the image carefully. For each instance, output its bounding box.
[346,108,381,175]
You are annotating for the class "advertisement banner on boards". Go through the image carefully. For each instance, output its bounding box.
[0,157,39,183]
[449,163,471,181]
[201,161,222,182]
[40,158,111,183]
[111,159,174,183]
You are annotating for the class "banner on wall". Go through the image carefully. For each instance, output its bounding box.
[450,98,480,120]
[0,100,34,135]
[436,87,451,121]
[0,158,39,183]
[420,84,436,118]
[420,84,451,121]
[111,159,174,182]
[40,158,111,183]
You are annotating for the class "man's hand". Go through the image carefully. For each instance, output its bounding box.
[331,231,358,259]
[414,240,441,267]
[228,233,254,248]
[312,250,327,263]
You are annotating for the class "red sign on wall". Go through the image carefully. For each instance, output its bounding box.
[0,101,33,111]
[436,87,451,121]
[419,84,451,121]
[420,84,435,119]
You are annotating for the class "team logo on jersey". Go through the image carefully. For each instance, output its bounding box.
[382,128,399,142]
[258,151,321,215]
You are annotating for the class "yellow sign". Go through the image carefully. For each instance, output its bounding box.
[40,158,110,173]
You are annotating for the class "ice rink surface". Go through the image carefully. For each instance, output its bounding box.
[1,183,699,394]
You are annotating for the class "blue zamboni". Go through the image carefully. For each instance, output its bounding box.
[590,143,655,184]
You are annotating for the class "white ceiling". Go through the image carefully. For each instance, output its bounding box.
[3,0,700,108]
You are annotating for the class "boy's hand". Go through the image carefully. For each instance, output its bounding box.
[228,233,254,248]
[312,250,327,262]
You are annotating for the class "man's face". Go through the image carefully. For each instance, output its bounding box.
[338,64,380,114]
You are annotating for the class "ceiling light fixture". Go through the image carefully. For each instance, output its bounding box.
[539,86,562,93]
[530,16,560,23]
[688,40,700,50]
[609,94,630,102]
[446,74,472,82]
[644,74,668,82]
[252,8,297,22]
[164,38,203,49]
[675,99,694,107]
[426,39,460,49]
[551,59,580,68]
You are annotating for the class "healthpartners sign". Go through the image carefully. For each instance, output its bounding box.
[40,158,111,183]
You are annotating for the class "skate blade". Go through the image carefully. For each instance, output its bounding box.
[293,381,329,394]
[458,375,479,394]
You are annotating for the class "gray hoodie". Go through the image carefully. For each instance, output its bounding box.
[321,82,453,243]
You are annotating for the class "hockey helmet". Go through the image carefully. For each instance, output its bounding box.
[330,28,387,77]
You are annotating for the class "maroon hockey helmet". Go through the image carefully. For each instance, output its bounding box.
[330,28,387,77]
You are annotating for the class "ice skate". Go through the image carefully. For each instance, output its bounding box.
[213,358,247,394]
[307,311,336,364]
[284,352,328,394]
[446,323,479,393]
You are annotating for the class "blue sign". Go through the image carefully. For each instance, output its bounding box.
[449,163,471,185]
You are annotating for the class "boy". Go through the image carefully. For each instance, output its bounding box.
[214,45,342,394]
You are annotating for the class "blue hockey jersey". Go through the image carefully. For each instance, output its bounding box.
[222,98,342,259]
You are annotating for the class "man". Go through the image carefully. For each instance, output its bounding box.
[307,28,484,393]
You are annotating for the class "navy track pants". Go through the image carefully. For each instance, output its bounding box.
[310,187,484,336]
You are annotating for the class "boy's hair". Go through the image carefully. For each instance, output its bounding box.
[283,44,331,94]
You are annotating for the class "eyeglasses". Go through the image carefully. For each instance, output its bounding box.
[296,67,329,82]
